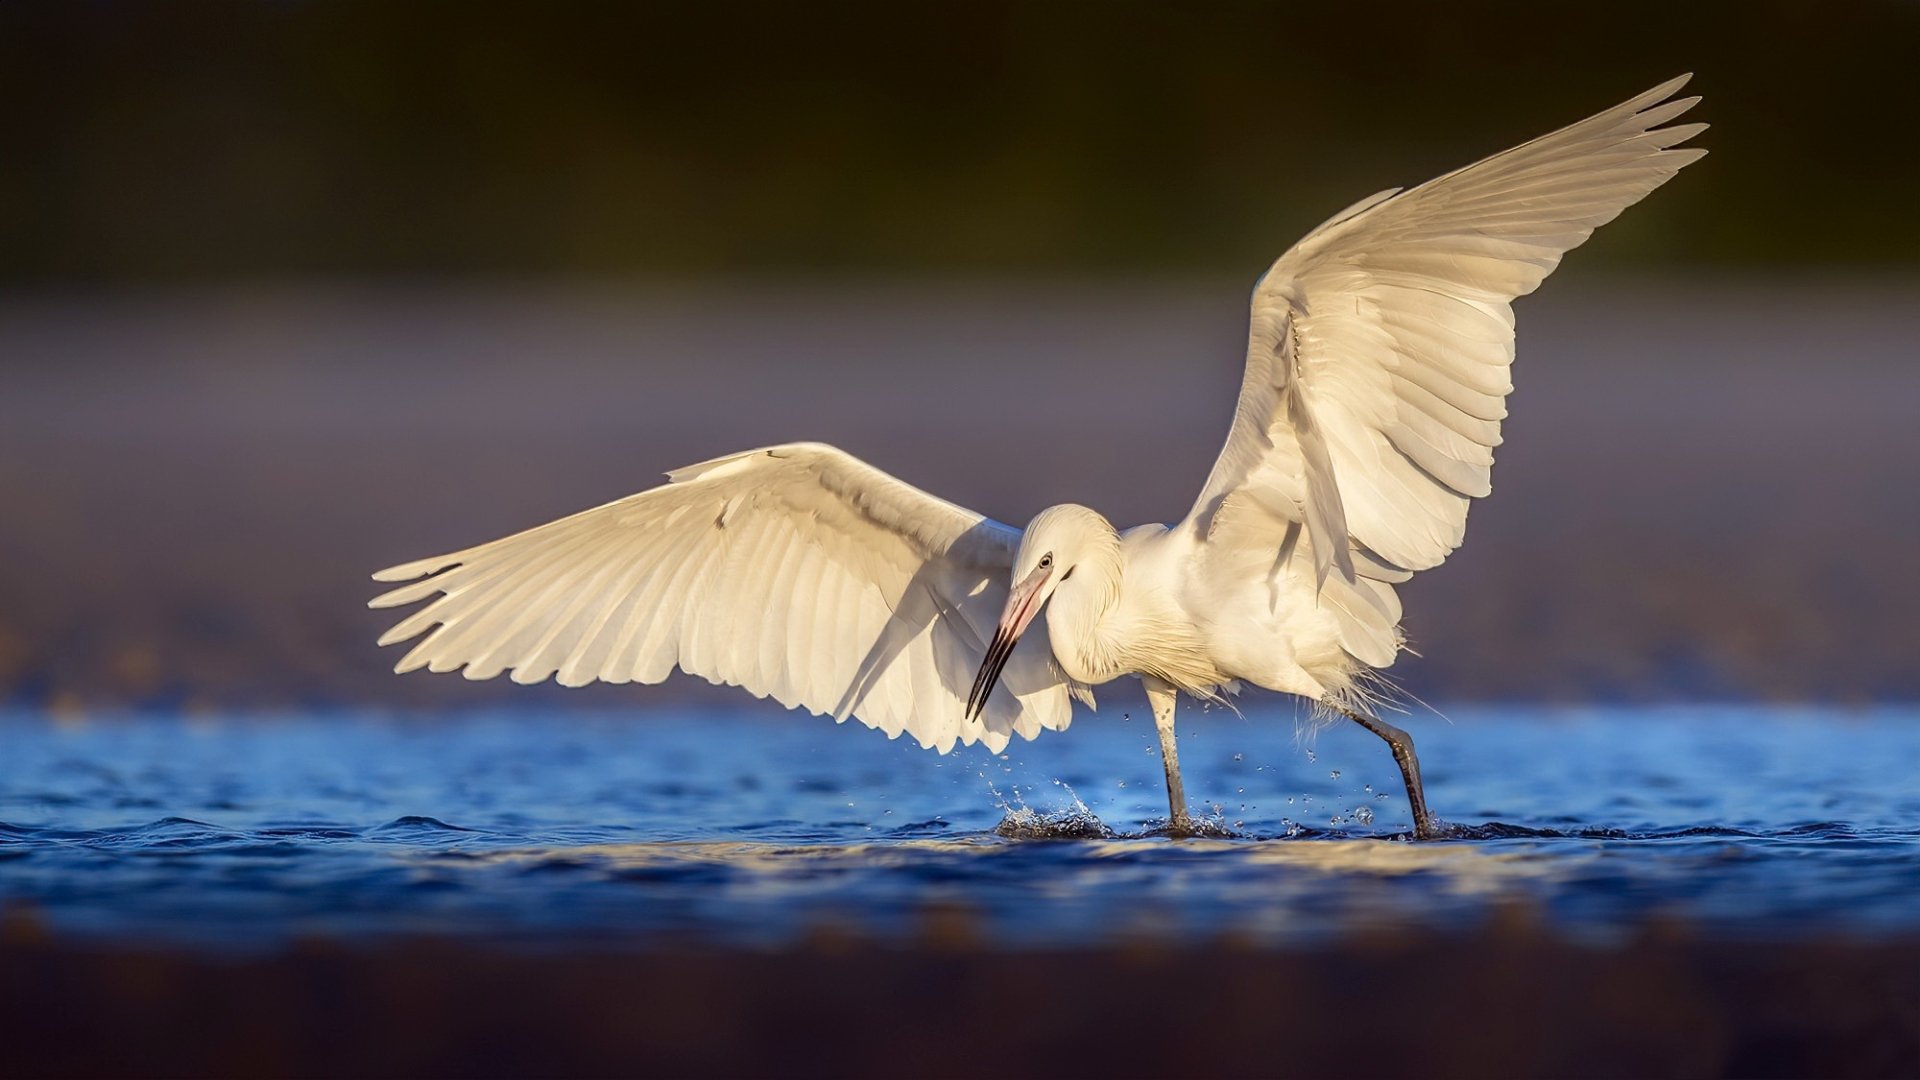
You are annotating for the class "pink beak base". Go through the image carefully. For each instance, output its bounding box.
[965,563,1051,721]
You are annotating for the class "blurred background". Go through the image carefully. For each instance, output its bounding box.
[2,0,1916,714]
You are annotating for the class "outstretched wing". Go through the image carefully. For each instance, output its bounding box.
[1188,76,1706,665]
[370,442,1082,753]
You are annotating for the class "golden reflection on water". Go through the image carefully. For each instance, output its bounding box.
[1219,839,1586,893]
[464,835,1586,899]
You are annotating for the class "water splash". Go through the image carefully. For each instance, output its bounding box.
[1140,813,1241,839]
[993,806,1115,839]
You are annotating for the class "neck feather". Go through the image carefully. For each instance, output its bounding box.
[1045,530,1125,682]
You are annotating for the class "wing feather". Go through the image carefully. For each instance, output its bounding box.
[1191,77,1705,667]
[372,442,1078,752]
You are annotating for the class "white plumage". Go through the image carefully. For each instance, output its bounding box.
[372,443,1085,754]
[372,78,1705,836]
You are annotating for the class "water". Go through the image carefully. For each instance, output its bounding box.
[2,705,1916,950]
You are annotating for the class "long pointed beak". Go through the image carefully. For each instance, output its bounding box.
[966,564,1052,722]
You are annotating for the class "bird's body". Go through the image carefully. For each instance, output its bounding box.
[372,78,1706,837]
[1022,511,1350,704]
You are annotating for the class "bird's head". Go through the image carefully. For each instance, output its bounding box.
[966,504,1118,720]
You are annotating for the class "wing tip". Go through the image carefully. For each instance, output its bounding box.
[368,576,451,610]
[371,554,460,583]
[374,622,431,648]
[1608,73,1698,129]
[1644,73,1693,104]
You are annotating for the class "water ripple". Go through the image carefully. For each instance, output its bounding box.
[1,706,1917,948]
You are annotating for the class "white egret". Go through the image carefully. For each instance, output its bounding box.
[371,78,1705,838]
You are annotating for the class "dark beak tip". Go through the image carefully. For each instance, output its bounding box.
[967,628,1019,725]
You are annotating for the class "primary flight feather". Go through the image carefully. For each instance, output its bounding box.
[372,77,1706,837]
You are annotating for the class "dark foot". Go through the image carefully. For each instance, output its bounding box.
[1341,708,1438,840]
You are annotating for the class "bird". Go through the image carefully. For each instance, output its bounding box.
[370,77,1705,839]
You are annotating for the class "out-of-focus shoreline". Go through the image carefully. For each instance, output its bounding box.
[2,912,1914,1078]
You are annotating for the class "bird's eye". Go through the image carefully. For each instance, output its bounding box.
[1039,553,1053,570]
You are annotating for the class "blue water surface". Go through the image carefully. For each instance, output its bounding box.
[2,705,1916,949]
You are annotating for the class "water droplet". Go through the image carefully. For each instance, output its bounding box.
[1306,749,1318,763]
[1329,770,1341,779]
[1355,806,1375,826]
[1232,752,1244,762]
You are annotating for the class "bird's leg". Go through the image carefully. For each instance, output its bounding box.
[1144,677,1193,835]
[1338,707,1439,840]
